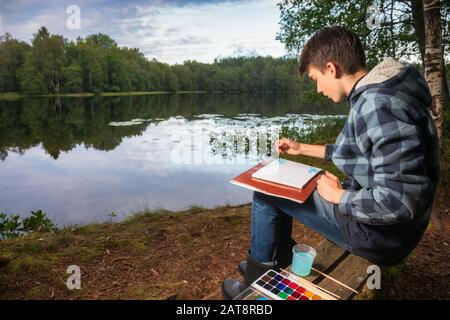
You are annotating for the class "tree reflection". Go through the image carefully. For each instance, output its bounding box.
[0,93,345,161]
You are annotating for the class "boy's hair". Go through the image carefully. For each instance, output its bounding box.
[298,26,367,75]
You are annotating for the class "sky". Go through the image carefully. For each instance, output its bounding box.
[0,0,288,64]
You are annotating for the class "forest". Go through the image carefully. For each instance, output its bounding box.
[0,27,307,95]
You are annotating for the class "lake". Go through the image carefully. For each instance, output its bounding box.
[0,93,348,226]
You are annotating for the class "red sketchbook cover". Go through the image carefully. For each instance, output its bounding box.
[230,159,322,203]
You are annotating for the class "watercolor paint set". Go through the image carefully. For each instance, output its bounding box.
[250,269,337,300]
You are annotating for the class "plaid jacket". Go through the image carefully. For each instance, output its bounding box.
[325,58,440,227]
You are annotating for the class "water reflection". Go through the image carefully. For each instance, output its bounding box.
[0,94,348,225]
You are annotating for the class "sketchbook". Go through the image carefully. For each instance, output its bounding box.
[251,158,322,189]
[230,158,323,204]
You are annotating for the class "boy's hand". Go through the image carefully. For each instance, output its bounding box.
[317,171,345,204]
[275,138,302,156]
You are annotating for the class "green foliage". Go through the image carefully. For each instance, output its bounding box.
[22,210,55,232]
[280,117,346,144]
[18,55,47,94]
[2,12,449,95]
[63,62,83,92]
[108,212,117,220]
[0,33,30,92]
[24,27,66,94]
[0,210,55,239]
[301,90,329,103]
[0,213,21,239]
[276,0,450,67]
[1,27,312,95]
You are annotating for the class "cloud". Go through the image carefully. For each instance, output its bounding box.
[1,0,286,64]
[231,46,260,57]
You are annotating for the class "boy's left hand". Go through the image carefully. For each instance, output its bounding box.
[316,171,345,204]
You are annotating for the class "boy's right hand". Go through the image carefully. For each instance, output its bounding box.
[275,138,302,156]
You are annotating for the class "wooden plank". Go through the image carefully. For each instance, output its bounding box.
[287,239,349,284]
[316,254,372,300]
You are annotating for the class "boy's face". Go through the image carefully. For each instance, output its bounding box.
[307,64,346,103]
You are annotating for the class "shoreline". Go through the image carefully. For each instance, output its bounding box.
[0,204,261,299]
[0,90,306,100]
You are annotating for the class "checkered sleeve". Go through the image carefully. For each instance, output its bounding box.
[324,143,334,161]
[337,93,433,225]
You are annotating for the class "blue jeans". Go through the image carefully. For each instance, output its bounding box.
[250,190,352,264]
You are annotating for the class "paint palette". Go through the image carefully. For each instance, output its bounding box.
[250,270,336,300]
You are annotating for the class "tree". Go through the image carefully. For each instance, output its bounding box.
[106,49,131,92]
[63,62,83,92]
[424,0,445,147]
[18,27,66,94]
[77,40,106,93]
[0,33,30,92]
[159,63,179,91]
[276,0,449,101]
[86,33,117,50]
[173,64,194,91]
[46,35,66,94]
[5,26,310,95]
[122,48,150,91]
[18,53,47,94]
[147,60,162,90]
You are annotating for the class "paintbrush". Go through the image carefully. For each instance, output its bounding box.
[311,267,359,294]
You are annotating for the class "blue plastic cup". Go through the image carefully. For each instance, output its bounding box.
[291,244,317,276]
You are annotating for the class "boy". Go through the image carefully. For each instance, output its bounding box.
[222,26,440,300]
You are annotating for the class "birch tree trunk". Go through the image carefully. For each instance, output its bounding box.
[423,0,444,148]
[423,0,445,231]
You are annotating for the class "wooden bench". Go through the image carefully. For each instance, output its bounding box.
[202,239,377,300]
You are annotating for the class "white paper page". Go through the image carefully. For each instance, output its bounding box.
[251,158,321,189]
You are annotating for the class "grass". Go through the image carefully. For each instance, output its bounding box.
[0,92,21,100]
[0,204,256,299]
